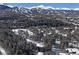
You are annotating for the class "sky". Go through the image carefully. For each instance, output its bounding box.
[3,3,79,8]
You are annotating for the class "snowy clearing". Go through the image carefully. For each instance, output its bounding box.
[12,29,34,36]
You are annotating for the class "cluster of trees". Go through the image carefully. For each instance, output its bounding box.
[0,9,74,29]
[0,29,39,55]
[0,8,79,55]
[0,26,79,55]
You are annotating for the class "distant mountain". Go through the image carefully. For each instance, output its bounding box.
[0,4,79,15]
[23,5,79,10]
[0,5,12,10]
[1,4,79,17]
[9,5,79,15]
[0,4,78,28]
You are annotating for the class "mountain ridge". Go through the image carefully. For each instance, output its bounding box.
[1,4,79,10]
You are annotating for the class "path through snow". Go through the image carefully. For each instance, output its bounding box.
[26,39,45,47]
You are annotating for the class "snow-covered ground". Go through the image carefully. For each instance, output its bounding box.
[12,29,34,36]
[26,29,34,36]
[26,39,45,47]
[71,30,75,34]
[51,27,55,29]
[55,30,59,33]
[12,29,19,35]
[63,27,69,30]
[55,40,60,44]
[12,29,26,35]
[12,29,45,48]
[37,52,44,55]
[55,30,67,37]
[48,32,52,35]
[66,48,79,55]
[59,53,67,55]
[43,33,46,36]
[0,46,7,55]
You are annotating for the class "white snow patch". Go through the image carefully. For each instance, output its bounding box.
[48,32,52,35]
[73,8,79,10]
[7,5,14,8]
[28,5,53,9]
[36,43,45,47]
[12,29,26,35]
[71,30,74,34]
[61,33,67,37]
[26,29,33,36]
[26,5,79,10]
[66,48,79,54]
[64,27,69,30]
[59,53,67,55]
[41,30,44,32]
[55,30,67,37]
[12,29,34,36]
[26,39,45,47]
[61,8,71,10]
[0,46,7,55]
[52,27,55,29]
[75,26,78,30]
[43,34,46,36]
[55,41,60,44]
[37,52,44,55]
[12,29,19,35]
[55,30,59,33]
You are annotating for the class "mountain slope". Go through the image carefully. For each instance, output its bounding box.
[0,5,12,10]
